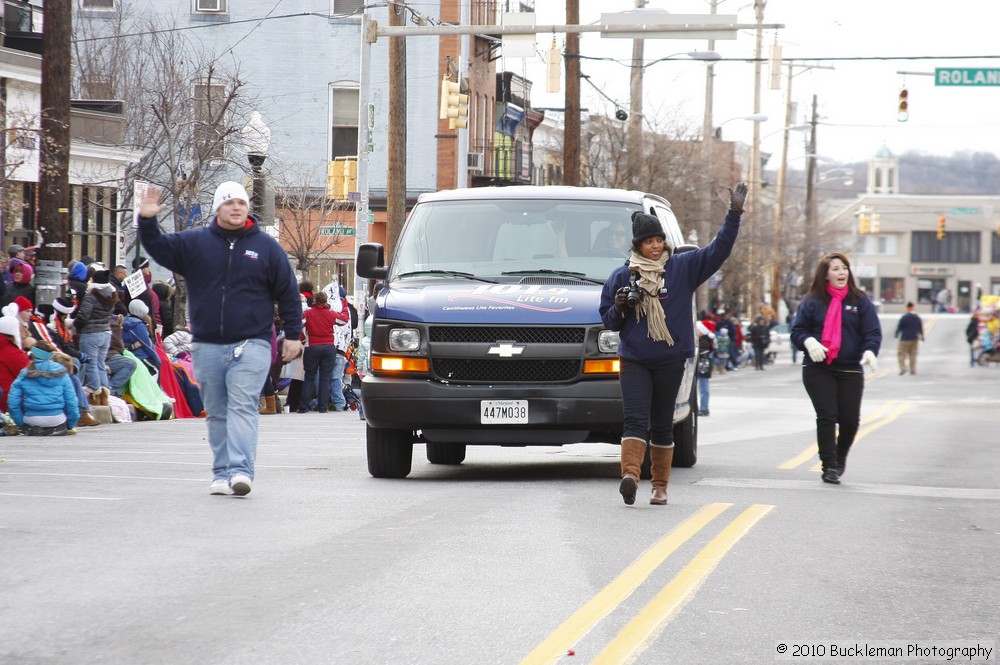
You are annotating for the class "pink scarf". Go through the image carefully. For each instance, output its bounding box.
[821,284,848,363]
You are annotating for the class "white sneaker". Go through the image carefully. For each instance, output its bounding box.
[229,474,253,496]
[210,478,231,495]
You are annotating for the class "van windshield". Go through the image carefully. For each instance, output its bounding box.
[389,199,648,282]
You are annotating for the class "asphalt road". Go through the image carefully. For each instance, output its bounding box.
[1,313,997,665]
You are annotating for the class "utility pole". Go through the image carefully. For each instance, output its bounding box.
[746,0,766,317]
[626,0,646,189]
[697,0,719,314]
[38,0,72,264]
[564,0,580,186]
[770,61,793,312]
[386,1,406,259]
[802,93,819,281]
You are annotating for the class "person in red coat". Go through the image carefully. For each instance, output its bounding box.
[0,310,30,412]
[298,290,343,413]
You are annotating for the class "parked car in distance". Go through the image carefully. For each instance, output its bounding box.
[768,323,791,362]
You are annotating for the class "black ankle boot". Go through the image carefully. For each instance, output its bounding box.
[822,468,841,484]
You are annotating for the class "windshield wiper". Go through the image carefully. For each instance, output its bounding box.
[397,269,496,283]
[500,269,604,284]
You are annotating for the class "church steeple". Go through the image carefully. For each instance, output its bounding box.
[867,144,899,194]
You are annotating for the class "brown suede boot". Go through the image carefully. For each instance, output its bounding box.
[649,445,674,505]
[259,395,277,415]
[77,411,101,427]
[619,437,646,505]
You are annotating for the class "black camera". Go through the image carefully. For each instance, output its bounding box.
[626,272,643,308]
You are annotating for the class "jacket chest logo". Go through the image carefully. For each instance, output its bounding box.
[243,250,259,260]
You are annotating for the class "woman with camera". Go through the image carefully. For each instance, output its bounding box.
[790,252,881,484]
[599,183,747,506]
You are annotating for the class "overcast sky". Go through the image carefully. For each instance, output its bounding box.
[515,0,1000,171]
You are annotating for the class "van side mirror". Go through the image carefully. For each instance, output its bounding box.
[356,243,388,280]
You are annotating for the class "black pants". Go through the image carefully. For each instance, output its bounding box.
[802,365,864,470]
[753,343,767,369]
[619,357,685,446]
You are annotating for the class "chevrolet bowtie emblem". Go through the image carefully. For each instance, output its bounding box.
[487,343,525,358]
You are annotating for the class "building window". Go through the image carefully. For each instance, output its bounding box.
[992,232,1000,264]
[859,234,897,256]
[194,80,228,162]
[193,0,228,13]
[880,277,905,304]
[911,231,980,263]
[331,0,364,17]
[858,278,874,296]
[81,0,115,9]
[330,87,359,160]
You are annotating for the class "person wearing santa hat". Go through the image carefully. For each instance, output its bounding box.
[0,307,29,412]
[137,181,302,497]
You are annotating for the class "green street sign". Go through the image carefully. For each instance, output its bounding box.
[949,207,980,215]
[935,68,1000,86]
[319,225,356,236]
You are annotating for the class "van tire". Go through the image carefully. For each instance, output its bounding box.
[367,425,414,478]
[426,442,467,465]
[671,385,698,468]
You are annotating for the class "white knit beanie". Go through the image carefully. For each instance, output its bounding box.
[211,181,250,214]
[129,299,149,318]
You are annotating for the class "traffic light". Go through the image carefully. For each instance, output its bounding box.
[439,78,468,129]
[869,213,880,234]
[897,87,909,122]
[858,214,870,235]
[937,217,946,240]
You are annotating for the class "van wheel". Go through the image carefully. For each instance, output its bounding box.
[366,425,413,478]
[672,385,698,468]
[426,442,467,465]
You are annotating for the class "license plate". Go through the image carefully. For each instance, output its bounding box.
[480,400,528,424]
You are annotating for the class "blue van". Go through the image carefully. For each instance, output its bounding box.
[355,186,698,478]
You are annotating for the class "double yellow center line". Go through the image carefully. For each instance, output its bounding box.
[520,502,774,665]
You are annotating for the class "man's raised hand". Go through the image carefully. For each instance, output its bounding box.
[138,185,167,219]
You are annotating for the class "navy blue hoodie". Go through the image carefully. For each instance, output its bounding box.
[138,215,302,345]
[599,210,741,363]
[790,293,882,371]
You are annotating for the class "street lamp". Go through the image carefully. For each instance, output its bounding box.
[240,111,271,222]
[713,113,769,139]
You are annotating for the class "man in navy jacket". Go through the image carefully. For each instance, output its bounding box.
[138,181,302,497]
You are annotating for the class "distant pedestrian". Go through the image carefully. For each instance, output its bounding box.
[966,315,980,367]
[696,320,714,416]
[748,315,770,370]
[791,252,882,485]
[138,181,303,497]
[894,302,923,375]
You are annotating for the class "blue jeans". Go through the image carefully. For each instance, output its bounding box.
[698,376,710,413]
[106,354,137,396]
[328,353,347,409]
[191,339,271,482]
[79,331,112,392]
[302,344,335,411]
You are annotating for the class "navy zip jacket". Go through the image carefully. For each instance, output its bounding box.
[138,215,302,345]
[599,210,741,363]
[790,293,882,371]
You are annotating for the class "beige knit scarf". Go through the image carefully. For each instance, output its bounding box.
[627,251,674,345]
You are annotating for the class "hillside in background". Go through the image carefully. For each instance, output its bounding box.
[768,151,1000,200]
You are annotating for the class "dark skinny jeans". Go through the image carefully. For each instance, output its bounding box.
[801,365,864,470]
[619,357,686,446]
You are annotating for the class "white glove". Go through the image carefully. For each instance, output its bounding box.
[803,337,828,363]
[861,350,877,373]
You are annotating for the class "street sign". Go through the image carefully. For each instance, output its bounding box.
[949,207,979,215]
[935,68,1000,86]
[320,225,356,237]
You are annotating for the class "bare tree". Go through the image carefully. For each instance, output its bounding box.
[274,165,354,276]
[72,5,265,326]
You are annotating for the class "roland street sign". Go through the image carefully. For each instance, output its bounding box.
[935,68,1000,86]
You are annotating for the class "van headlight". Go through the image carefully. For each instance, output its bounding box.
[388,328,421,352]
[598,330,620,354]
